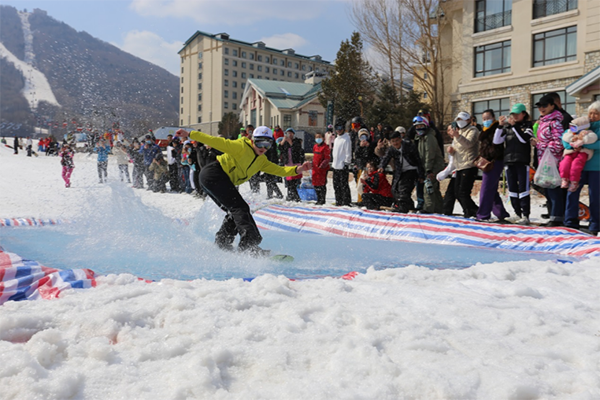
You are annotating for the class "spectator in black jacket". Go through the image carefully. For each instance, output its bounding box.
[279,128,305,202]
[475,109,510,222]
[493,103,535,224]
[378,131,424,213]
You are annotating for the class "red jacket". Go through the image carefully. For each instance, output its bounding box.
[311,143,331,186]
[363,170,392,198]
[273,128,284,141]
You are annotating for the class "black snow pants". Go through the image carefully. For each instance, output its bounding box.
[199,161,262,251]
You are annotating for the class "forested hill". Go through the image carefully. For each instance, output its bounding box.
[0,5,179,136]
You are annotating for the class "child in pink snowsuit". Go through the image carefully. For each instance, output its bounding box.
[59,144,75,188]
[560,116,598,192]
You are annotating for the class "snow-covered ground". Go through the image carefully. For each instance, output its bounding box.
[1,143,599,399]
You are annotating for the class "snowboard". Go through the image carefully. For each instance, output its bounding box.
[269,254,294,262]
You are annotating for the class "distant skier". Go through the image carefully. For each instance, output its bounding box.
[177,126,312,255]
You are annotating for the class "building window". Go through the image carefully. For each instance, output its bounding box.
[181,107,183,113]
[532,91,576,120]
[181,66,184,72]
[242,51,247,58]
[533,26,577,67]
[198,104,202,111]
[308,110,318,127]
[224,69,229,76]
[232,92,237,99]
[283,114,292,129]
[474,40,511,77]
[250,64,254,70]
[198,116,202,123]
[198,62,202,69]
[198,83,202,90]
[280,60,285,66]
[242,72,247,79]
[181,97,184,104]
[233,103,237,110]
[242,83,246,89]
[233,71,238,77]
[273,57,277,65]
[287,71,292,77]
[258,55,263,62]
[258,65,262,72]
[302,65,306,71]
[242,62,247,68]
[265,56,270,63]
[224,58,229,65]
[250,53,254,60]
[198,73,202,80]
[233,49,238,57]
[224,80,228,87]
[295,63,299,69]
[198,93,202,101]
[181,77,184,83]
[533,0,578,19]
[233,60,238,67]
[224,102,229,109]
[224,48,229,55]
[258,75,262,79]
[181,87,184,93]
[233,81,237,88]
[288,62,292,68]
[273,68,278,74]
[475,0,512,33]
[224,90,229,98]
[266,67,270,73]
[472,98,510,124]
[280,70,285,76]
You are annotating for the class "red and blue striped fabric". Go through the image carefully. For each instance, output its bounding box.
[0,249,96,305]
[254,205,600,258]
[1,218,69,227]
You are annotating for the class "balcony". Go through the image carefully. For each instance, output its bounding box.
[533,0,578,19]
[475,10,512,33]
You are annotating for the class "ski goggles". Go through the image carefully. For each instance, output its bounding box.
[254,139,272,149]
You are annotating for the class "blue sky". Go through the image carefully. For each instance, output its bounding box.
[1,0,357,76]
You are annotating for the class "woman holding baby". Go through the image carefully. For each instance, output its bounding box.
[563,101,600,235]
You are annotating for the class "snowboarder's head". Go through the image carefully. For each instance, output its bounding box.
[251,126,273,155]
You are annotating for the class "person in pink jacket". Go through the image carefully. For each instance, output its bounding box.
[535,94,566,226]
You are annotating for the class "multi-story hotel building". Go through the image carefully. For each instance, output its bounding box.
[429,0,599,124]
[178,31,332,134]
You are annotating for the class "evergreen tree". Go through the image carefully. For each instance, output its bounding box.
[318,32,375,123]
[218,112,242,139]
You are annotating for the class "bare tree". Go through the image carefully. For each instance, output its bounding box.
[350,0,455,125]
[349,0,403,102]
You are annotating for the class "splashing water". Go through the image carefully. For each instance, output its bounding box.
[0,183,578,281]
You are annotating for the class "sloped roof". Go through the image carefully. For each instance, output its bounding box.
[243,79,322,110]
[566,66,600,96]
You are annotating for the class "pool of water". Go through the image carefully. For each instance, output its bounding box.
[0,184,578,281]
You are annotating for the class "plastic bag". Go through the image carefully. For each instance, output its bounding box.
[534,148,561,188]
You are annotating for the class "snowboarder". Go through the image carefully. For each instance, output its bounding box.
[178,126,312,255]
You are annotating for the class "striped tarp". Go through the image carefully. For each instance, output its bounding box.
[1,218,69,227]
[254,205,600,258]
[0,249,96,305]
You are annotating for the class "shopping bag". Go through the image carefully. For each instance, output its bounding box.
[533,148,561,188]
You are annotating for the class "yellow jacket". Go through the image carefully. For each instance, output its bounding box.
[190,131,299,185]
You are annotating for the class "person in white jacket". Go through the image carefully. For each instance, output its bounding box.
[331,118,353,206]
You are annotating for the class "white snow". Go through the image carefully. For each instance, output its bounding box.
[0,12,60,110]
[1,144,600,399]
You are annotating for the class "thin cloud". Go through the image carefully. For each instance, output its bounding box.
[129,0,318,24]
[117,30,182,76]
[260,33,308,50]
